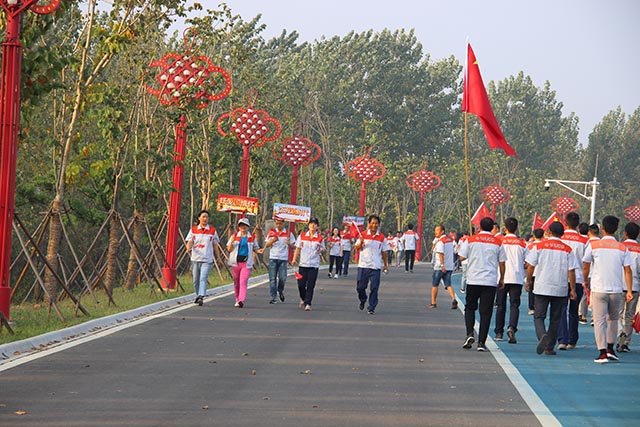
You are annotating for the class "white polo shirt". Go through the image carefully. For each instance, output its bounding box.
[296,231,325,268]
[525,237,578,297]
[561,229,589,284]
[402,230,419,251]
[583,236,632,293]
[328,235,342,256]
[433,235,455,271]
[185,225,219,263]
[267,228,295,261]
[358,229,391,270]
[340,230,353,251]
[502,234,526,285]
[623,239,640,292]
[458,231,506,287]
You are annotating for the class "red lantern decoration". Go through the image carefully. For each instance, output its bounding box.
[345,148,386,216]
[625,201,640,223]
[480,182,511,219]
[406,168,441,260]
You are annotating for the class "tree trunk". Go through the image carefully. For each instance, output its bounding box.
[124,210,143,291]
[104,212,119,300]
[44,198,63,305]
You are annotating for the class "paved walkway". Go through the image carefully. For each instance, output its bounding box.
[0,262,638,426]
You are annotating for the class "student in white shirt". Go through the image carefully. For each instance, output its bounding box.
[292,217,325,311]
[354,215,390,315]
[617,221,640,352]
[401,223,419,273]
[185,210,222,306]
[264,218,296,304]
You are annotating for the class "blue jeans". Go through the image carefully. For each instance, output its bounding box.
[432,269,452,288]
[268,258,288,298]
[192,261,212,297]
[494,283,523,334]
[342,251,351,275]
[357,268,382,311]
[557,283,584,345]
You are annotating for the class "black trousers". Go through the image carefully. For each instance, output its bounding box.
[465,284,497,344]
[404,250,415,271]
[297,266,319,305]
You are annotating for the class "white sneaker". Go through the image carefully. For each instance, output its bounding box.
[304,304,311,311]
[528,309,535,315]
[334,274,338,279]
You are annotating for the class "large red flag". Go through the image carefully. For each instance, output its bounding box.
[532,212,544,231]
[470,202,492,229]
[541,212,565,230]
[462,43,517,157]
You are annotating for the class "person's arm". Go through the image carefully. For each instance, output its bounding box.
[498,261,506,289]
[526,265,534,292]
[582,262,591,286]
[292,247,300,265]
[439,252,445,272]
[624,265,633,302]
[568,269,577,300]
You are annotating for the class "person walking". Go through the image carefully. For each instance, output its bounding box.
[401,223,419,273]
[617,221,640,353]
[525,221,578,356]
[185,210,222,306]
[394,231,404,268]
[292,217,325,311]
[327,227,343,279]
[226,217,262,308]
[340,223,355,277]
[355,215,390,315]
[583,215,634,363]
[494,217,527,344]
[429,225,458,310]
[458,217,506,351]
[265,218,296,304]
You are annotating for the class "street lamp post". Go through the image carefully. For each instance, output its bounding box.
[544,177,599,224]
[0,0,63,318]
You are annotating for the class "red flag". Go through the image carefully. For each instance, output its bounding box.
[541,212,564,230]
[462,43,517,157]
[470,202,492,229]
[350,221,362,239]
[532,212,544,231]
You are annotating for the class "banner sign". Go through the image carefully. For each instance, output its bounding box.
[342,216,365,226]
[216,194,259,215]
[273,203,311,223]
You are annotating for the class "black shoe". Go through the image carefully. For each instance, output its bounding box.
[359,301,365,311]
[451,300,458,309]
[463,336,475,349]
[269,298,277,304]
[536,334,549,355]
[495,332,503,341]
[507,329,517,344]
[279,291,285,302]
[195,296,203,306]
[618,344,631,353]
[607,349,619,361]
[238,301,244,308]
[477,343,487,352]
[328,273,332,278]
[367,309,375,315]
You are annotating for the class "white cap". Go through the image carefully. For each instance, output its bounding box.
[238,218,250,227]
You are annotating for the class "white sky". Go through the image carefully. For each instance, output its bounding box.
[190,0,639,146]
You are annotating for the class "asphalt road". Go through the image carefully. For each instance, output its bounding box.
[0,263,541,427]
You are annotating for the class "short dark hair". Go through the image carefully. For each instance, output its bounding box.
[197,209,210,218]
[602,215,619,234]
[480,217,494,232]
[309,217,319,225]
[436,224,445,232]
[565,212,580,229]
[549,221,564,237]
[588,223,600,236]
[407,223,414,230]
[368,214,380,224]
[533,228,544,239]
[625,222,640,240]
[578,222,589,235]
[504,217,518,234]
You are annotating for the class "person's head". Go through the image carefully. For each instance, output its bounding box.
[308,217,319,232]
[237,217,250,231]
[367,215,381,232]
[624,222,640,241]
[274,218,285,229]
[332,227,340,236]
[407,223,414,230]
[434,225,445,237]
[197,210,210,225]
[588,223,600,238]
[578,222,589,236]
[491,223,500,235]
[343,223,350,230]
[396,231,403,237]
[549,221,564,237]
[504,217,518,234]
[533,228,544,240]
[565,212,580,229]
[480,217,494,232]
[602,215,619,235]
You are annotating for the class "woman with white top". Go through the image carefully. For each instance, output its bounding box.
[226,218,263,308]
[292,217,325,311]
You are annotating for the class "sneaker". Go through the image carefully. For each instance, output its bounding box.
[590,319,594,326]
[304,304,311,311]
[334,274,339,279]
[618,344,631,353]
[238,301,244,308]
[594,353,609,364]
[367,309,375,315]
[544,349,557,356]
[557,344,567,350]
[451,300,458,309]
[299,300,305,309]
[528,309,535,315]
[606,350,619,361]
[495,333,503,341]
[427,303,437,309]
[507,329,517,344]
[578,315,587,325]
[536,334,549,355]
[269,298,277,304]
[279,291,285,302]
[566,344,576,350]
[359,301,365,310]
[328,273,332,278]
[477,343,487,352]
[463,336,475,349]
[460,288,465,294]
[195,296,204,306]
[234,301,240,307]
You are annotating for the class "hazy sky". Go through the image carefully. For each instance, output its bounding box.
[194,0,638,146]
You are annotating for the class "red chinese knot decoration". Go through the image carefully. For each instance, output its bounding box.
[406,169,441,193]
[551,196,579,215]
[481,183,511,206]
[274,135,321,167]
[345,150,387,184]
[147,29,231,109]
[624,201,640,222]
[217,90,281,148]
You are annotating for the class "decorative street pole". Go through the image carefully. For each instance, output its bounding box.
[345,148,386,217]
[217,90,281,198]
[406,167,441,260]
[480,182,511,220]
[624,200,640,223]
[273,130,321,207]
[551,195,579,222]
[146,28,231,290]
[0,0,62,318]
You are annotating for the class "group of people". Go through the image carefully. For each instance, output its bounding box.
[457,213,639,363]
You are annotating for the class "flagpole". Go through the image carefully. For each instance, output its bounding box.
[464,112,472,235]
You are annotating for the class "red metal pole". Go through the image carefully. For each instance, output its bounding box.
[359,181,366,217]
[416,191,425,261]
[0,11,23,318]
[240,145,250,197]
[287,165,299,261]
[161,115,187,290]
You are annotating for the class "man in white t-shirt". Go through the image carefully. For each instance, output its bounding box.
[401,223,419,273]
[429,225,458,310]
[617,221,640,353]
[354,215,390,315]
[265,218,296,304]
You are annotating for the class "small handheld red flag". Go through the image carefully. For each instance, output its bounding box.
[350,221,362,239]
[532,212,544,231]
[470,202,492,229]
[294,271,302,280]
[541,212,564,230]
